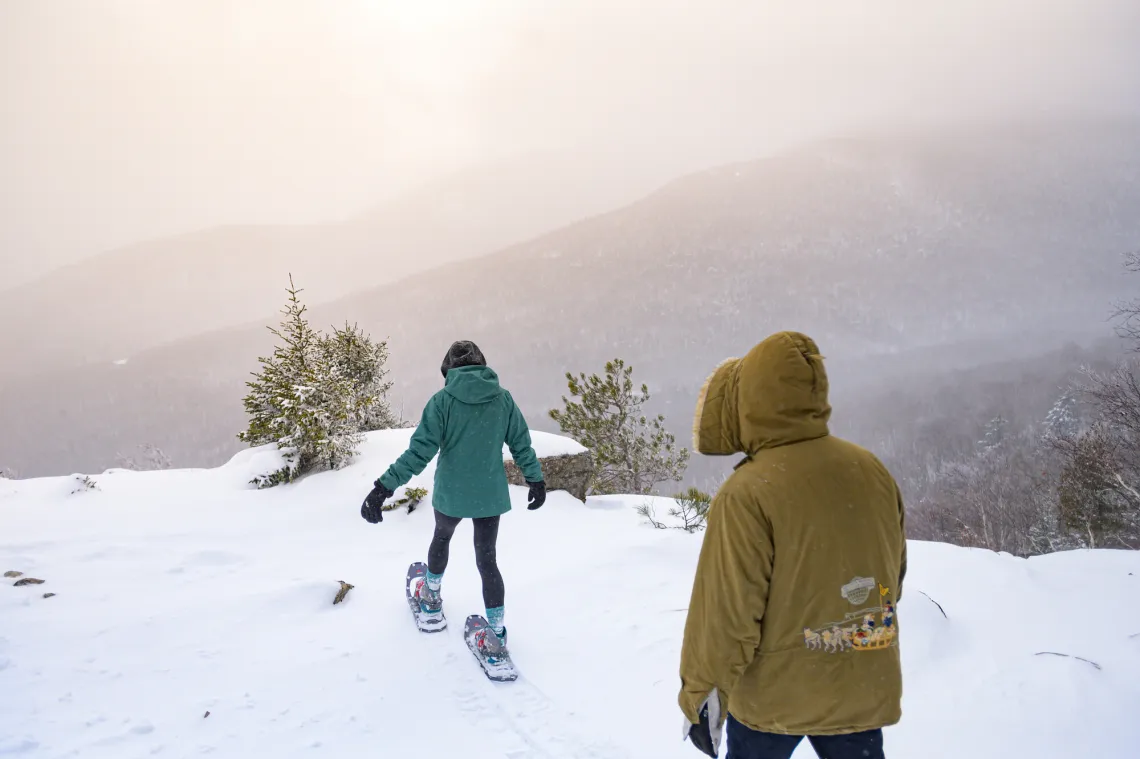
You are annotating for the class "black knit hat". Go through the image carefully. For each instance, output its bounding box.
[441,340,487,378]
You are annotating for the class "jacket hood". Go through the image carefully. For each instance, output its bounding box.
[440,340,487,378]
[692,332,831,455]
[444,365,505,405]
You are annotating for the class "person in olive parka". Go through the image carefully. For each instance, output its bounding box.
[360,341,545,661]
[680,332,907,759]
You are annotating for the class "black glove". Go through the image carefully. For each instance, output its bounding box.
[527,480,547,510]
[361,480,393,524]
[687,701,718,758]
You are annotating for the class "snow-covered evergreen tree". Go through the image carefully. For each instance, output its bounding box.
[1044,390,1079,439]
[321,322,397,433]
[238,277,362,488]
[978,415,1009,454]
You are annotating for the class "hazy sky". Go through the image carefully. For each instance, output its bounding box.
[3,0,1139,285]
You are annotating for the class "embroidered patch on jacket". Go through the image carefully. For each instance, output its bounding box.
[840,576,876,605]
[803,578,898,653]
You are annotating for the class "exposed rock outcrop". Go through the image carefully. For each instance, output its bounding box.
[505,451,595,502]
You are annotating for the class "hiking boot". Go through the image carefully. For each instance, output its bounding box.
[475,626,509,665]
[414,579,444,624]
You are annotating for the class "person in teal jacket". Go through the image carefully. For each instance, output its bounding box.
[360,340,545,657]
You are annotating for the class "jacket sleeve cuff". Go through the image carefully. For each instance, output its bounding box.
[378,471,400,492]
[679,684,708,725]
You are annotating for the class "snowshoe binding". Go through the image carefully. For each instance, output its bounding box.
[405,562,446,633]
[464,614,518,682]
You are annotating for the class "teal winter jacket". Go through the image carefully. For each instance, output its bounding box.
[378,365,544,518]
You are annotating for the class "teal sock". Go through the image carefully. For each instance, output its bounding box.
[486,606,505,637]
[426,570,443,592]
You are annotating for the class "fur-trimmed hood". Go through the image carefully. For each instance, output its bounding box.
[692,332,831,456]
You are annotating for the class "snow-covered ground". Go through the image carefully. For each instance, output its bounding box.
[2,430,1139,758]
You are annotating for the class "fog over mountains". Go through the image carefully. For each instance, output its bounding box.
[0,149,682,378]
[2,120,1138,479]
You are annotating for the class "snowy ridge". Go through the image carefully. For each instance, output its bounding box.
[2,430,1139,758]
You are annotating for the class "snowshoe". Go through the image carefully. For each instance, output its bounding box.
[405,562,446,633]
[464,614,518,682]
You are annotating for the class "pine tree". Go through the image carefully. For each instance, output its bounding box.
[1044,390,1079,439]
[238,277,362,487]
[321,322,397,433]
[670,487,713,532]
[978,415,1009,454]
[304,339,364,471]
[549,358,689,495]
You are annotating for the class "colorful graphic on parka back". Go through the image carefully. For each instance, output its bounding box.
[803,578,897,653]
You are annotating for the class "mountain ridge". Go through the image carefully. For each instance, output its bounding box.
[0,148,684,377]
[2,119,1139,477]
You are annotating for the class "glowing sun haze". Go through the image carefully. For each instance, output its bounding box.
[2,0,1138,284]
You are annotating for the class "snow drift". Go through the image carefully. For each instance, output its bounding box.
[2,430,1138,758]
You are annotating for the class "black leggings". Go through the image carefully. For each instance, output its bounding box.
[427,510,504,608]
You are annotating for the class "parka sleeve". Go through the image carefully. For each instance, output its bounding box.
[896,483,908,602]
[678,484,774,725]
[504,392,544,484]
[379,396,445,491]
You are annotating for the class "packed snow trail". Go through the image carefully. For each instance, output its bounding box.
[2,430,1140,758]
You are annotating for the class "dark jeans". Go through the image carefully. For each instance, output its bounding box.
[726,715,884,759]
[427,510,504,608]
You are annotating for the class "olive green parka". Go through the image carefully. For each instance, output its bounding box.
[679,332,907,737]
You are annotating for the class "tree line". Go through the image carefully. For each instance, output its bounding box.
[897,254,1140,554]
[224,253,1140,554]
[237,277,697,513]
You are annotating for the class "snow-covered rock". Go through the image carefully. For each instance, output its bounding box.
[0,430,1138,758]
[518,430,588,459]
[505,450,594,501]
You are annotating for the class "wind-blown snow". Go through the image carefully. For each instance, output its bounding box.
[1,431,1138,758]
